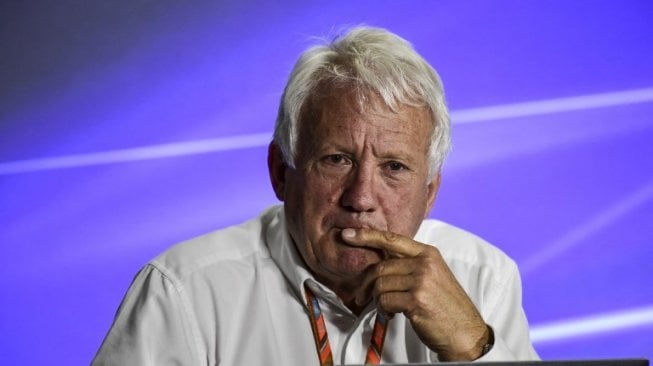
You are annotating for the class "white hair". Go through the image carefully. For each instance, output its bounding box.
[273,26,451,179]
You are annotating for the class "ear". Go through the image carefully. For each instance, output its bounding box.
[424,172,441,218]
[268,142,288,201]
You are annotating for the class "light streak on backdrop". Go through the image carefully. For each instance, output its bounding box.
[530,305,653,344]
[1,88,652,175]
[1,1,652,364]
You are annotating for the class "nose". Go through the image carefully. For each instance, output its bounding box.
[340,164,378,213]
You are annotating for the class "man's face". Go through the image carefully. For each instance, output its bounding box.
[269,90,440,296]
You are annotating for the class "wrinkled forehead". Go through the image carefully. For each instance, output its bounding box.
[296,84,433,153]
[304,82,431,124]
[302,83,368,119]
[301,82,430,126]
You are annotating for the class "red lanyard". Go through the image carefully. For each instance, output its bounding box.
[304,284,389,365]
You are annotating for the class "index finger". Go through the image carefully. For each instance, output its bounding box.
[341,228,425,258]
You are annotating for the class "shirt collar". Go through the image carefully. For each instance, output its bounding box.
[264,205,369,314]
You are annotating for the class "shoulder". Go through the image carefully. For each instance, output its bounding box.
[149,206,283,281]
[415,219,518,277]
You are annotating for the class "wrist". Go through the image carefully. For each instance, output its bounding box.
[437,324,494,361]
[476,325,495,359]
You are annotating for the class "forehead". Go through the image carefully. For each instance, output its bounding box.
[299,88,433,149]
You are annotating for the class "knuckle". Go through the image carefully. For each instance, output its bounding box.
[422,245,441,258]
[421,248,442,269]
[375,276,386,293]
[412,288,428,307]
[375,261,386,277]
[424,258,438,273]
[383,230,398,243]
[378,292,391,308]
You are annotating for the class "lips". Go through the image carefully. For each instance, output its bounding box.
[327,222,387,259]
[321,215,387,257]
[329,216,386,232]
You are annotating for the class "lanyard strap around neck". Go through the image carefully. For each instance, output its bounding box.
[304,284,389,365]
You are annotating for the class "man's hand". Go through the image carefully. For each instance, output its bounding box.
[341,228,490,361]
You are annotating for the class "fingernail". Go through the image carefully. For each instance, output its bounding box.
[342,228,355,239]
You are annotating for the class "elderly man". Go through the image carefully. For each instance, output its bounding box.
[93,27,539,365]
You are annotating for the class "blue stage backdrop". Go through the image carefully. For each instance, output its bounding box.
[1,1,652,364]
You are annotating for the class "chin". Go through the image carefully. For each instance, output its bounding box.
[333,245,382,275]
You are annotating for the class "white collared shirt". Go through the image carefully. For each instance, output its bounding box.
[92,205,539,365]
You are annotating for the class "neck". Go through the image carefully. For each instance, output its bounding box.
[344,298,367,316]
[313,274,370,316]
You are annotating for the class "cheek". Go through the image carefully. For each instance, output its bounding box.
[384,182,426,209]
[295,175,344,238]
[304,172,345,206]
[383,184,429,233]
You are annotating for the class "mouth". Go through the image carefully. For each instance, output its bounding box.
[330,217,385,232]
[324,215,389,255]
[331,227,386,258]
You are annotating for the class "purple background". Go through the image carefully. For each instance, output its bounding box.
[1,1,652,364]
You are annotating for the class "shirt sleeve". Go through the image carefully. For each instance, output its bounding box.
[476,264,540,361]
[91,264,201,366]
